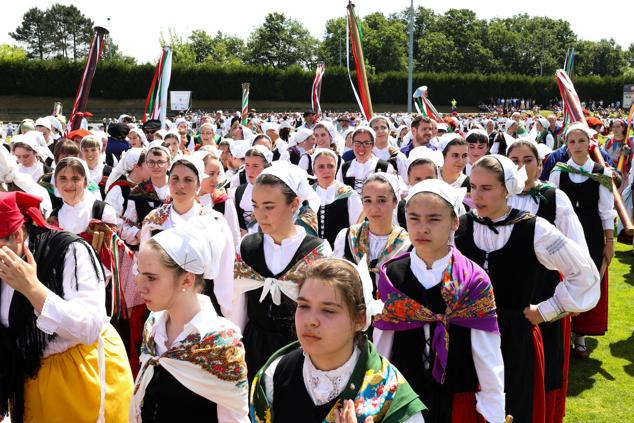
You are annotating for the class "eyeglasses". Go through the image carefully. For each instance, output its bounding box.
[146,160,168,167]
[353,141,373,147]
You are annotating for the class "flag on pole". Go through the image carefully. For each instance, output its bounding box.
[143,46,173,126]
[556,48,576,147]
[241,83,250,125]
[68,26,109,131]
[311,63,325,117]
[413,86,442,122]
[346,1,373,120]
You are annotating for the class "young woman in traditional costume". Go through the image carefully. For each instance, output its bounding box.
[455,154,600,422]
[374,179,505,423]
[464,130,489,176]
[337,127,395,194]
[121,143,171,249]
[0,191,133,423]
[132,218,249,422]
[250,257,427,423]
[439,135,470,190]
[104,148,150,222]
[299,122,341,176]
[333,173,410,285]
[232,161,331,382]
[370,116,409,183]
[312,148,362,246]
[230,145,272,235]
[548,123,617,359]
[79,135,112,200]
[506,139,587,422]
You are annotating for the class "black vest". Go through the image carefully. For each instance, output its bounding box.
[212,200,226,215]
[141,365,218,423]
[132,195,164,226]
[558,163,604,269]
[455,212,540,422]
[289,147,302,165]
[97,165,113,199]
[108,177,133,216]
[234,184,250,230]
[271,349,340,423]
[397,199,407,229]
[385,257,479,422]
[341,159,389,192]
[315,193,350,246]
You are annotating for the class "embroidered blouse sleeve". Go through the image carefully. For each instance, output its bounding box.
[471,329,506,423]
[120,200,140,245]
[347,192,363,226]
[333,228,348,258]
[36,242,108,345]
[533,217,600,322]
[598,167,617,229]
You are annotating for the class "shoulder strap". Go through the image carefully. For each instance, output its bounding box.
[91,200,107,220]
[342,160,352,176]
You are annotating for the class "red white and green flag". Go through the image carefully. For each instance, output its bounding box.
[413,86,442,122]
[346,1,373,120]
[143,46,172,126]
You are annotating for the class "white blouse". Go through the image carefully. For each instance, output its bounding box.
[372,249,505,423]
[333,228,391,261]
[104,181,132,221]
[58,195,118,234]
[508,188,588,253]
[335,156,396,182]
[18,161,45,182]
[199,194,241,248]
[313,182,363,226]
[0,238,109,357]
[373,146,409,183]
[471,210,600,322]
[548,158,617,230]
[120,182,169,245]
[262,347,425,423]
[87,163,104,186]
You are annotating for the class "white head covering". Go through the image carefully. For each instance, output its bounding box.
[105,148,145,192]
[174,117,188,128]
[246,145,273,164]
[289,127,314,147]
[170,155,205,182]
[465,129,489,140]
[261,122,280,133]
[565,122,595,139]
[127,127,148,147]
[152,215,223,279]
[34,117,51,130]
[406,179,466,217]
[79,135,102,151]
[259,161,321,213]
[407,146,444,171]
[55,156,91,181]
[47,116,63,134]
[505,119,517,132]
[367,172,401,200]
[229,139,250,159]
[147,140,171,158]
[485,154,527,195]
[351,126,376,143]
[311,147,338,164]
[437,133,463,153]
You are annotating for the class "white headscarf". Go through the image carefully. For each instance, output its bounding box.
[229,139,250,159]
[367,172,401,200]
[147,140,171,159]
[406,179,466,217]
[105,148,145,192]
[436,132,463,153]
[407,146,444,171]
[289,127,314,147]
[351,126,376,142]
[486,154,527,196]
[127,127,148,147]
[170,155,205,182]
[246,145,273,164]
[152,215,223,279]
[565,122,595,139]
[310,147,338,164]
[259,161,321,213]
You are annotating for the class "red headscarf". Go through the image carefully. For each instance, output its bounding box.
[0,192,58,238]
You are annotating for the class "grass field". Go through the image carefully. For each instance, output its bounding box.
[565,240,634,421]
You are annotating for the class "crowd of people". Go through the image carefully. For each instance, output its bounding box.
[0,103,631,422]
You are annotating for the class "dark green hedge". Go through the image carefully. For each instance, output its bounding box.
[0,60,628,106]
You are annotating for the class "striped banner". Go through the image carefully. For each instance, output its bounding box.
[346,2,373,120]
[311,63,325,117]
[556,48,576,147]
[143,46,173,126]
[68,26,109,131]
[413,86,442,122]
[241,83,250,125]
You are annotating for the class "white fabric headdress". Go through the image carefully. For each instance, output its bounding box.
[565,122,595,139]
[259,161,321,213]
[310,147,338,164]
[127,127,148,147]
[170,155,205,182]
[465,129,489,140]
[229,139,250,159]
[407,146,444,170]
[367,172,402,200]
[152,215,223,279]
[261,122,280,133]
[351,126,376,142]
[406,179,466,217]
[487,154,527,196]
[105,148,145,192]
[437,133,463,153]
[147,140,171,158]
[289,127,314,147]
[247,144,273,164]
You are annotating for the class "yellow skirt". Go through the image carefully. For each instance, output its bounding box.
[23,324,133,423]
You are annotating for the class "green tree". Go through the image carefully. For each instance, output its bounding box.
[626,43,634,68]
[319,17,346,68]
[189,30,245,64]
[246,13,319,68]
[416,31,458,72]
[160,28,196,65]
[361,13,408,73]
[101,39,136,65]
[0,44,28,61]
[47,4,93,60]
[10,7,50,59]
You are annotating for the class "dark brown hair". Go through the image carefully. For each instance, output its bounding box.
[53,139,80,163]
[411,115,433,129]
[441,137,467,157]
[472,156,505,185]
[54,157,87,181]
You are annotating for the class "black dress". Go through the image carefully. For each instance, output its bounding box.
[239,232,327,382]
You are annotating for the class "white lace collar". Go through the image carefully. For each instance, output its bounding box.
[302,346,360,406]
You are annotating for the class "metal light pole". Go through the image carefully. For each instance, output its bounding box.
[407,0,414,113]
